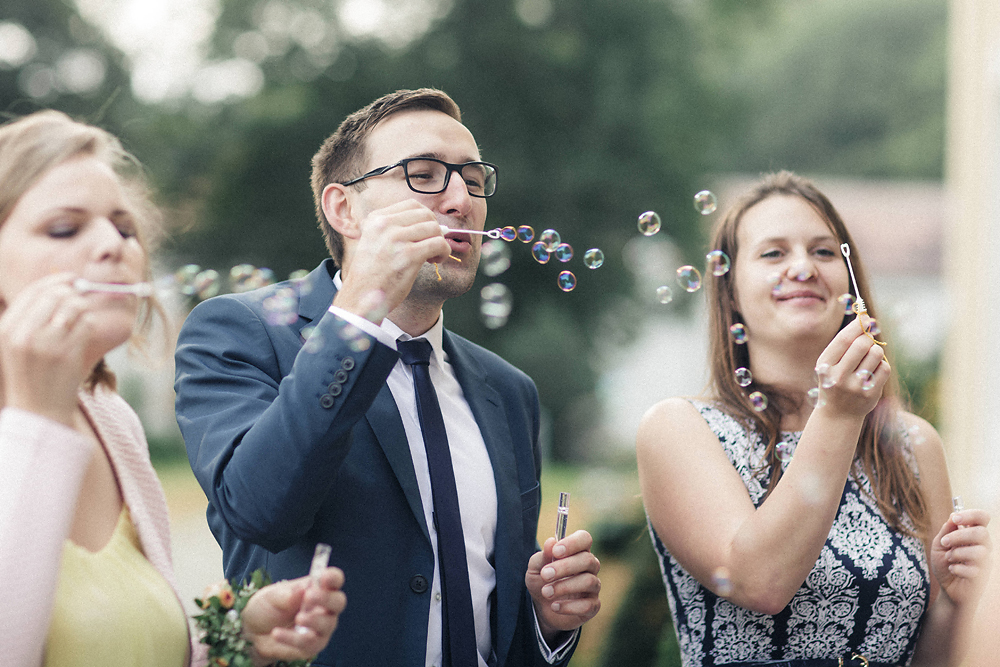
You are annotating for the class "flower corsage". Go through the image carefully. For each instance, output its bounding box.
[194,569,313,667]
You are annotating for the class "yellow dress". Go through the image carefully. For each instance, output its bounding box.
[43,506,188,667]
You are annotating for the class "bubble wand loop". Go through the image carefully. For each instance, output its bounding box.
[839,244,886,348]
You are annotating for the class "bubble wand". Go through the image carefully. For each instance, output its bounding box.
[295,542,333,635]
[440,224,502,239]
[73,278,154,298]
[839,244,886,347]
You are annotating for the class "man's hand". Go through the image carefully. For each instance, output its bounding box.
[525,530,602,645]
[332,200,450,322]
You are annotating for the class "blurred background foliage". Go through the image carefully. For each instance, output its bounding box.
[0,0,948,663]
[0,0,946,460]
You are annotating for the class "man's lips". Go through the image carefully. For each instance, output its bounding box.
[444,229,473,244]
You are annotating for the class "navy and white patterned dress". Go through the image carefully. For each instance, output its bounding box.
[650,400,929,667]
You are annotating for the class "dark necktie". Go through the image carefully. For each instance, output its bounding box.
[396,338,478,667]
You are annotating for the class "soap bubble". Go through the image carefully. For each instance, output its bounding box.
[480,282,513,329]
[815,362,836,389]
[516,225,535,243]
[694,190,718,215]
[499,226,517,242]
[289,269,312,296]
[557,270,577,292]
[532,242,551,264]
[729,323,747,344]
[706,250,730,277]
[749,391,768,412]
[712,567,733,596]
[776,441,794,462]
[262,286,298,325]
[655,285,673,304]
[480,239,511,277]
[252,267,275,290]
[769,273,782,296]
[806,387,825,408]
[734,367,752,387]
[637,211,661,236]
[228,264,254,292]
[174,264,201,296]
[301,325,324,354]
[863,318,881,336]
[856,369,875,391]
[554,243,574,263]
[193,269,221,299]
[837,293,856,315]
[583,248,604,269]
[539,229,561,252]
[334,319,372,353]
[676,266,702,292]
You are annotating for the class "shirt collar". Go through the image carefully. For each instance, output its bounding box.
[333,269,446,363]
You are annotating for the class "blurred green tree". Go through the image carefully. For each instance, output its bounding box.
[0,0,138,134]
[154,0,731,460]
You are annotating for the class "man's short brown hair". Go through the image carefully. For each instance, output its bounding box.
[310,88,462,266]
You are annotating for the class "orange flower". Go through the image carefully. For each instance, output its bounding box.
[218,588,235,609]
[200,580,234,608]
[213,658,229,667]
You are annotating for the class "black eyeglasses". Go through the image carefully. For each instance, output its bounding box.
[340,157,499,198]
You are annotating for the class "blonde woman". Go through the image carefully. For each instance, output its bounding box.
[0,111,346,667]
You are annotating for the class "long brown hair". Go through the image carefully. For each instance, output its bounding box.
[0,110,165,391]
[705,171,927,537]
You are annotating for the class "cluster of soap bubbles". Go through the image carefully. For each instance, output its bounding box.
[477,223,607,328]
[637,189,724,306]
[164,263,297,301]
[158,262,380,353]
[163,263,324,332]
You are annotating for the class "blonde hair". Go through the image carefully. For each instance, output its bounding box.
[0,110,165,391]
[705,171,927,537]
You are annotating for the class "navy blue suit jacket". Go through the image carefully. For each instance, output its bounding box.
[174,260,572,666]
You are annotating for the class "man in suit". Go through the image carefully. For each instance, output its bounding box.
[174,88,601,667]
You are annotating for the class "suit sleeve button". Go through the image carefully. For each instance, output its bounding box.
[327,383,343,396]
[333,369,349,383]
[409,575,428,593]
[320,394,335,409]
[341,357,355,371]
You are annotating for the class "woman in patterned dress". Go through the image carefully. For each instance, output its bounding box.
[636,172,990,667]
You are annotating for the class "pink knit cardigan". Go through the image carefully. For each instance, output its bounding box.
[0,387,204,667]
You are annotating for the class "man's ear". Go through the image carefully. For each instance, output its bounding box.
[322,183,361,239]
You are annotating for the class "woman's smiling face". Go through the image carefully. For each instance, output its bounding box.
[732,194,851,353]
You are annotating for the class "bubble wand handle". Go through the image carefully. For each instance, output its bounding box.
[440,225,501,239]
[294,542,333,635]
[555,492,570,541]
[839,244,886,347]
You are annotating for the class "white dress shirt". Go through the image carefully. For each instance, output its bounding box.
[329,271,573,666]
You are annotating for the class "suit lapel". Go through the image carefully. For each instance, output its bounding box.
[366,384,430,542]
[443,331,522,667]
